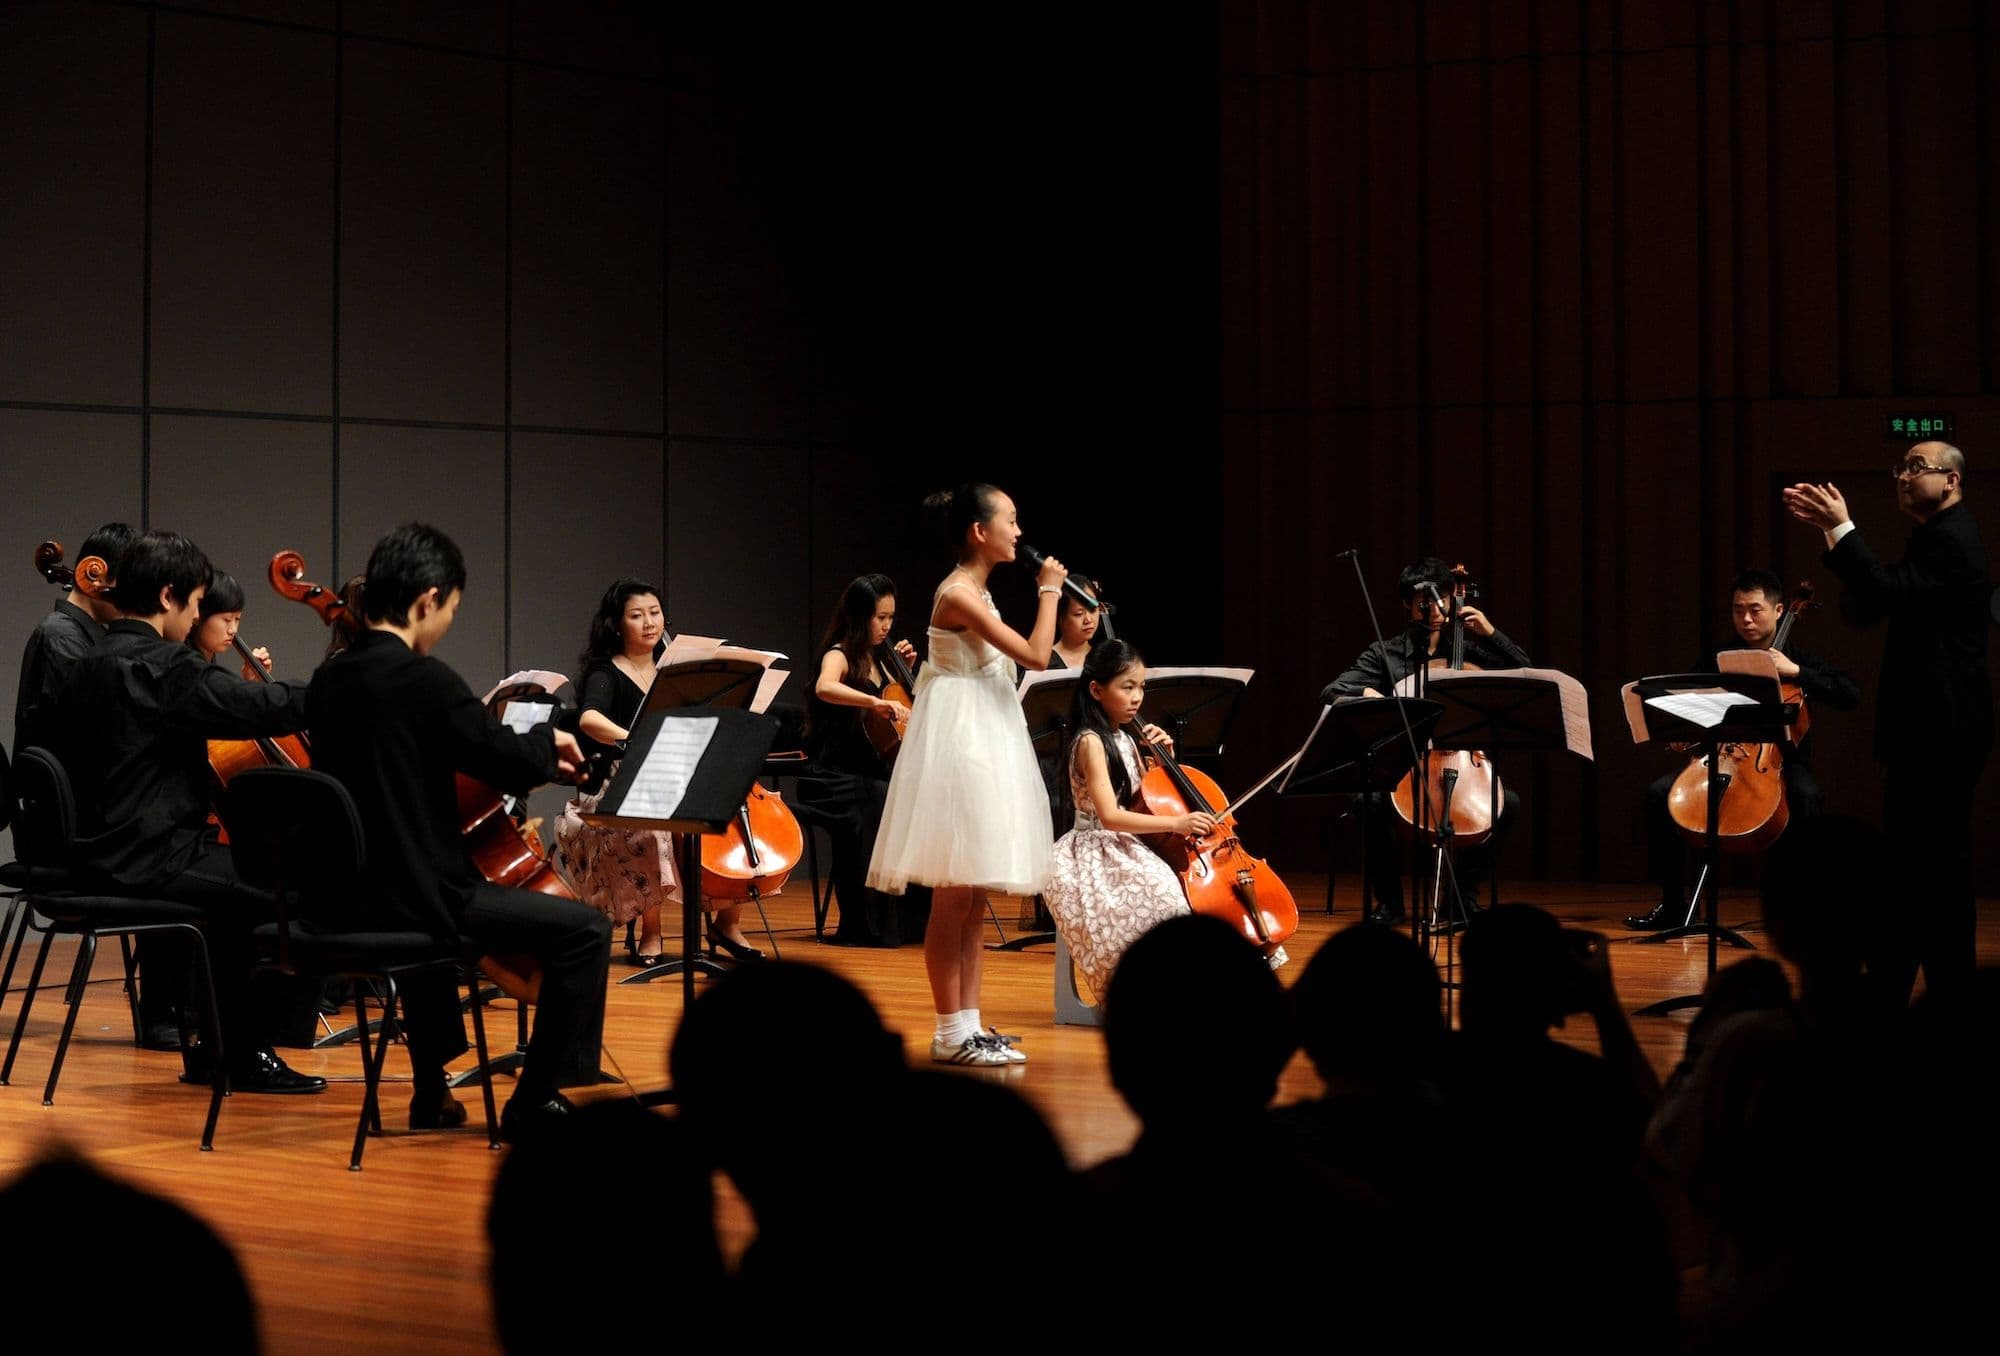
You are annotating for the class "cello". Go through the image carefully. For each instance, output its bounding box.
[1390,564,1503,847]
[1666,582,1817,854]
[860,637,919,767]
[1126,718,1297,956]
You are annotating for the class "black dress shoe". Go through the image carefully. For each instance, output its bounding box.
[1367,907,1408,927]
[1623,900,1685,931]
[229,1047,328,1095]
[409,1086,469,1130]
[139,1020,184,1052]
[500,1091,575,1144]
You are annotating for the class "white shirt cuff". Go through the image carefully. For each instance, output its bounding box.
[1826,520,1857,548]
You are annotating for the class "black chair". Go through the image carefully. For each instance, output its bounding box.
[222,766,500,1169]
[0,748,227,1148]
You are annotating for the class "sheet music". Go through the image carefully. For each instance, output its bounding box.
[481,669,570,703]
[657,634,726,668]
[617,715,719,819]
[500,701,553,734]
[657,636,790,712]
[1645,690,1755,730]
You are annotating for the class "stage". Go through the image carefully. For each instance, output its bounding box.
[0,877,1988,1354]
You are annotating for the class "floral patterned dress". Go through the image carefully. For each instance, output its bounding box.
[1042,730,1192,1001]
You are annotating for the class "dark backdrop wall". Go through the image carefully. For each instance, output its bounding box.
[1219,0,2000,891]
[0,2,1221,838]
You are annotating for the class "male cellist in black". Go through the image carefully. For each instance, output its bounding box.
[306,523,611,1139]
[50,530,326,1092]
[1322,557,1529,925]
[13,521,183,1044]
[1626,569,1861,929]
[1785,442,1993,1009]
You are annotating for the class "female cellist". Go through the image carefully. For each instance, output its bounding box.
[1322,556,1528,926]
[1043,640,1216,999]
[803,573,919,946]
[551,578,763,964]
[189,573,275,676]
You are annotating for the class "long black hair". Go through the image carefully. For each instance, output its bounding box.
[816,574,897,688]
[1059,639,1146,825]
[577,577,665,683]
[921,483,1001,561]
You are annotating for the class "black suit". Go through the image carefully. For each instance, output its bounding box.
[1645,640,1861,912]
[306,630,611,1101]
[50,620,311,1057]
[1323,625,1532,917]
[1823,502,1992,1006]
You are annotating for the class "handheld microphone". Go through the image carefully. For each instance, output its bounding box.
[1017,544,1101,612]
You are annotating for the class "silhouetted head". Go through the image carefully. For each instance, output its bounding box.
[1104,913,1295,1127]
[1294,922,1443,1085]
[669,961,904,1206]
[0,1151,256,1354]
[1460,903,1586,1037]
[488,1101,716,1354]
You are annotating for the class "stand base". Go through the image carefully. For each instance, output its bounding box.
[1635,923,1757,950]
[988,931,1055,953]
[1633,992,1706,1018]
[619,954,732,984]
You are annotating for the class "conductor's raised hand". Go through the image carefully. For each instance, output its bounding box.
[1782,482,1850,533]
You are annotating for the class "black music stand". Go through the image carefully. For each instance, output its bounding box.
[602,664,771,987]
[1623,672,1796,1017]
[1414,669,1594,941]
[1280,696,1442,920]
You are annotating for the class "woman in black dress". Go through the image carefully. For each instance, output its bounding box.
[803,573,921,946]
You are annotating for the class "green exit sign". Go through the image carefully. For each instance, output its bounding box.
[1885,412,1953,439]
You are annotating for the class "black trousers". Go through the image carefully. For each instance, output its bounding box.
[145,841,278,1067]
[1361,784,1519,916]
[797,770,919,945]
[1644,759,1822,912]
[1876,752,1985,1010]
[398,883,611,1101]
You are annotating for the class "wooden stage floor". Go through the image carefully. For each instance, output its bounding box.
[1,876,1990,1353]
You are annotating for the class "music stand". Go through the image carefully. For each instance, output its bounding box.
[598,660,771,987]
[1621,672,1797,1017]
[1279,696,1443,919]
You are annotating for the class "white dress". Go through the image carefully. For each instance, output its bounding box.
[866,580,1054,896]
[1043,730,1193,1001]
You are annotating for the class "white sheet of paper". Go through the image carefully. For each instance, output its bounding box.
[1645,690,1755,730]
[500,701,553,734]
[657,634,725,668]
[616,716,719,820]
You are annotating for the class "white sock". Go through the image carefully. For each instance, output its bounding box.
[935,1011,971,1046]
[960,1008,983,1035]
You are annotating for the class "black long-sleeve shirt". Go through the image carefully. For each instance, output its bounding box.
[306,629,559,936]
[1323,625,1533,703]
[15,598,103,757]
[52,619,307,888]
[1823,503,1993,765]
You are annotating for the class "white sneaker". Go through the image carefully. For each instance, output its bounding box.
[931,1034,1015,1067]
[981,1028,1028,1064]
